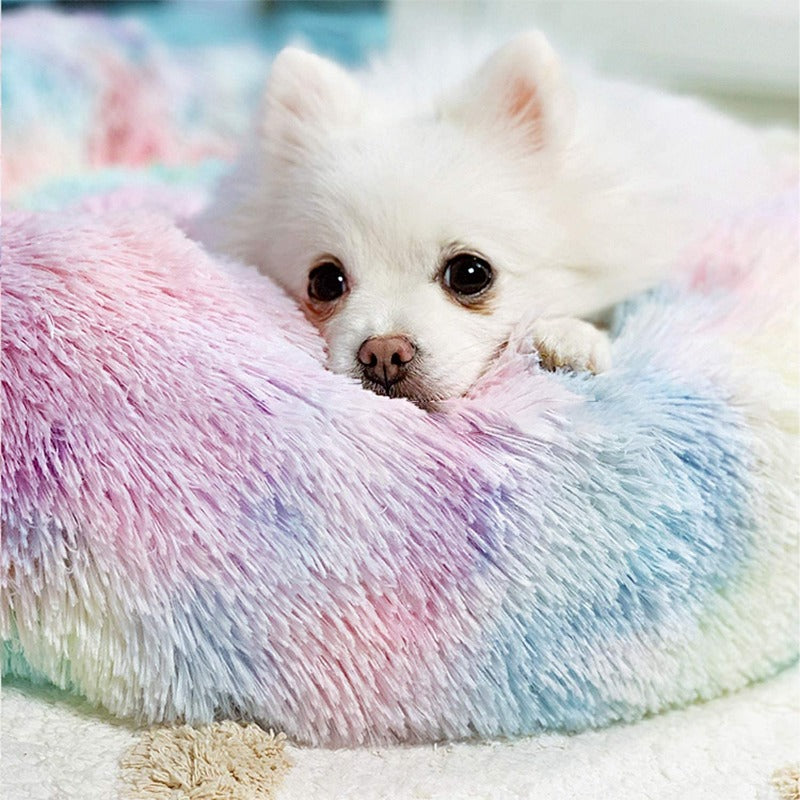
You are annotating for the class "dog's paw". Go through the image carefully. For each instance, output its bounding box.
[521,317,612,374]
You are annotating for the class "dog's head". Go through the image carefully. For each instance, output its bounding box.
[225,33,580,406]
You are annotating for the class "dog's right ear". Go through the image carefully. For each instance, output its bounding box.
[262,47,365,161]
[441,31,575,156]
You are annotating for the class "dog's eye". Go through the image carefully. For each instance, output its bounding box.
[442,254,493,298]
[308,261,348,302]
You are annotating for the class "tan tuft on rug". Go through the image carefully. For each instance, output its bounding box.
[118,721,292,800]
[772,765,800,800]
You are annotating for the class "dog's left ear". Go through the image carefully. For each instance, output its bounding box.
[262,47,365,160]
[441,32,574,154]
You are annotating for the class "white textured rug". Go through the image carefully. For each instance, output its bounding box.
[2,667,797,800]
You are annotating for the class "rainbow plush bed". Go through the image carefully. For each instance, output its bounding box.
[2,8,798,800]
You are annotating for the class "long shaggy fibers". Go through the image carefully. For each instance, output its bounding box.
[2,191,797,746]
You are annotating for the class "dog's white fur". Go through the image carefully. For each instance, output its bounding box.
[198,31,787,406]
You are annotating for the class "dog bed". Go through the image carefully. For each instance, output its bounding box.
[2,7,798,752]
[3,184,798,746]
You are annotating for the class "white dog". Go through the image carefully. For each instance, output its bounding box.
[198,31,786,407]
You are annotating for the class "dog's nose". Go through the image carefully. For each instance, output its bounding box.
[357,335,417,388]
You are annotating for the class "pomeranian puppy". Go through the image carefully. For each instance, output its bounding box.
[198,31,786,407]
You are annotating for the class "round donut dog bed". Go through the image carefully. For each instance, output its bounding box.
[2,195,797,746]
